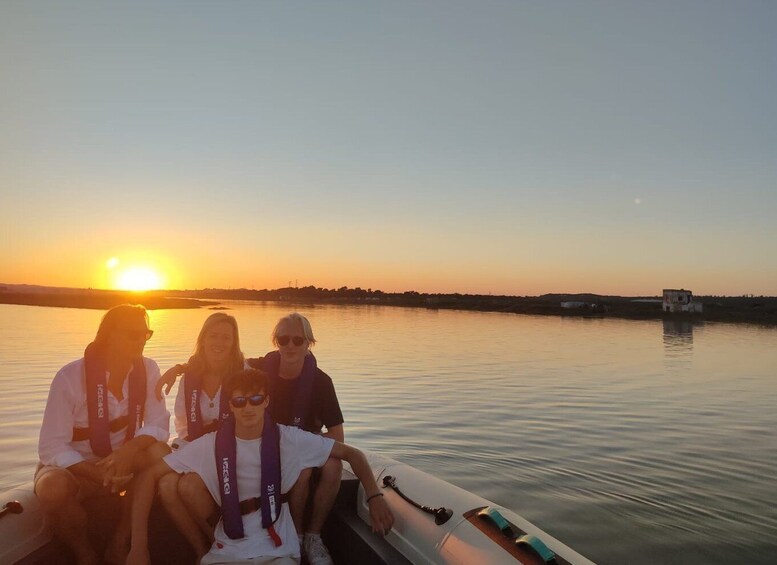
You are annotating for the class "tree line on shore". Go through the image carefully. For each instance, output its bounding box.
[1,283,775,325]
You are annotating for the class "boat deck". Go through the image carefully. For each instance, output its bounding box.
[14,476,406,565]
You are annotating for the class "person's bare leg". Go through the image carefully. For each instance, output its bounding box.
[35,470,98,565]
[302,459,342,565]
[158,472,211,559]
[289,467,313,535]
[105,441,171,564]
[178,471,218,542]
[108,450,162,564]
[306,458,342,535]
[103,495,132,565]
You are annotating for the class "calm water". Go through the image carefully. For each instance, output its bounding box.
[1,302,776,564]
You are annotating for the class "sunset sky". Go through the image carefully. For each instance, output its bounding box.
[2,2,776,296]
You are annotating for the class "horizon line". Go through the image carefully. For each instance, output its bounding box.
[2,282,774,300]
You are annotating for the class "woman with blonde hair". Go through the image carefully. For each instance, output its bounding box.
[153,312,245,554]
[160,312,244,445]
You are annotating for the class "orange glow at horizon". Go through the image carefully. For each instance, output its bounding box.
[114,267,165,291]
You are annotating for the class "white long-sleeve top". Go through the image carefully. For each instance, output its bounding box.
[173,375,223,441]
[38,357,170,468]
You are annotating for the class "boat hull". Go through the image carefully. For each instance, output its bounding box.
[350,452,595,565]
[2,451,594,564]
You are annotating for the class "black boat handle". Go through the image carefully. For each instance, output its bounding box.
[0,500,23,520]
[382,475,453,525]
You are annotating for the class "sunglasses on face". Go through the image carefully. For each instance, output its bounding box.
[276,335,305,347]
[229,394,266,408]
[119,329,154,341]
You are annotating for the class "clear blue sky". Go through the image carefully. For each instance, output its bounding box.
[1,1,776,295]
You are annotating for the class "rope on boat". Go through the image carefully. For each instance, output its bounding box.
[381,475,453,525]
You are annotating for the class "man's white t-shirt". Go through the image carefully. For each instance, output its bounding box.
[164,424,334,560]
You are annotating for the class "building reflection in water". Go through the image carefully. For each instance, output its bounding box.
[663,319,694,348]
[662,319,699,372]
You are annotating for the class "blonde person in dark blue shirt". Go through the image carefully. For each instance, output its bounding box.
[248,313,344,565]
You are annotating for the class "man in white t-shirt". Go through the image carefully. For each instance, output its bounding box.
[128,368,393,565]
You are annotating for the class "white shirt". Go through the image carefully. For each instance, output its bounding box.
[38,357,171,468]
[173,376,224,441]
[164,425,334,560]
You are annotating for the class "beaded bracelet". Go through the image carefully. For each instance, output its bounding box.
[366,492,384,503]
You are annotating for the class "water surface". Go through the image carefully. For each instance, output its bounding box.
[1,303,775,564]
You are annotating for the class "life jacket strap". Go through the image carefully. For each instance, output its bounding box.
[206,493,290,528]
[268,524,282,547]
[238,492,290,516]
[72,415,129,442]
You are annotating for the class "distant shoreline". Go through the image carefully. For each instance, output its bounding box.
[0,291,217,311]
[1,285,775,326]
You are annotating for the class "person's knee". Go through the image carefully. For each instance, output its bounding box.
[131,441,171,474]
[299,466,314,484]
[178,472,207,499]
[157,472,180,506]
[35,471,78,509]
[290,468,313,504]
[319,457,343,485]
[292,467,314,491]
[148,440,172,460]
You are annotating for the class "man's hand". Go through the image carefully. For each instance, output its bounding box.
[97,445,136,492]
[367,494,394,535]
[100,444,135,476]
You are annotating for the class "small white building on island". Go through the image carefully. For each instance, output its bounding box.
[663,289,702,313]
[560,301,589,309]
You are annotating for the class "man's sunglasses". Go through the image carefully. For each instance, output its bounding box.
[229,394,266,408]
[276,335,305,347]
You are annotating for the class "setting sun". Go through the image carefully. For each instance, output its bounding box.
[115,267,164,291]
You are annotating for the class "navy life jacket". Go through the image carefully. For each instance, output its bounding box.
[261,351,317,429]
[183,370,231,441]
[78,343,146,457]
[215,411,284,546]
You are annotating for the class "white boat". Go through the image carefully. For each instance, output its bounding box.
[1,451,595,565]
